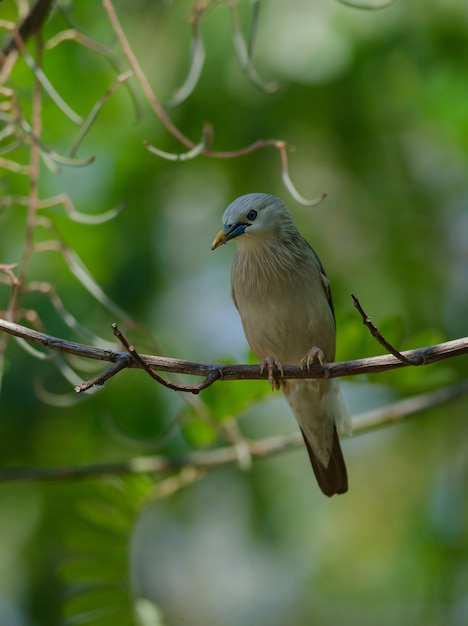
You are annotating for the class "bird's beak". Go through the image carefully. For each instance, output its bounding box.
[211,223,247,250]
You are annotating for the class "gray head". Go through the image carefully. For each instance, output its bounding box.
[211,193,298,250]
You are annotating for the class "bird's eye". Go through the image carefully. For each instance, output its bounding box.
[247,210,257,221]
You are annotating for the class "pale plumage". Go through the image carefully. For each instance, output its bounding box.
[212,193,351,496]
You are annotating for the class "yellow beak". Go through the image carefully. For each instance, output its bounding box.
[211,230,227,250]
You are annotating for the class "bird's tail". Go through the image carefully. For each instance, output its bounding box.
[300,424,348,496]
[283,378,351,496]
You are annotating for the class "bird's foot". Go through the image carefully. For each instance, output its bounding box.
[300,347,325,370]
[260,356,284,391]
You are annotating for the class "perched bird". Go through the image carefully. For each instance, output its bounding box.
[212,193,351,496]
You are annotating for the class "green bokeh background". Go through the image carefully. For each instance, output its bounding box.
[1,1,468,624]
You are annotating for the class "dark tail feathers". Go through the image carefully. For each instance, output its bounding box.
[300,425,348,496]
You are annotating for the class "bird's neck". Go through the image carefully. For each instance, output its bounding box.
[233,235,307,292]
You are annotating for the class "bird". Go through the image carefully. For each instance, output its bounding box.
[211,193,351,496]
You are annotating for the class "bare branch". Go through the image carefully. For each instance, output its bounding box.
[111,323,222,394]
[102,0,193,149]
[1,0,55,59]
[74,355,132,392]
[352,381,468,431]
[352,294,417,364]
[0,318,467,392]
[1,380,466,485]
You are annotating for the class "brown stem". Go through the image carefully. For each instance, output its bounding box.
[0,318,467,392]
[0,380,466,484]
[352,294,420,365]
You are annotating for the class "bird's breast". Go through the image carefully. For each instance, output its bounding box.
[231,248,336,364]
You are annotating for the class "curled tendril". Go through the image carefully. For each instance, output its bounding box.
[144,125,210,161]
[1,194,125,225]
[0,139,22,155]
[167,20,205,108]
[9,101,95,169]
[0,157,30,174]
[336,0,395,9]
[229,2,279,94]
[33,222,134,325]
[24,281,123,349]
[18,45,83,124]
[14,337,57,361]
[45,29,143,124]
[167,0,277,107]
[70,71,133,157]
[40,147,95,168]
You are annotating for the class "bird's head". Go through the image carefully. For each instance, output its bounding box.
[211,193,295,250]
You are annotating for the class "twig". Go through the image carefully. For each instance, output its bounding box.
[1,0,55,59]
[112,323,222,394]
[1,380,466,484]
[0,318,467,392]
[352,381,468,431]
[352,294,418,365]
[101,0,193,149]
[74,355,132,393]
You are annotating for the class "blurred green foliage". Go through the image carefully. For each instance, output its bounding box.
[1,0,468,625]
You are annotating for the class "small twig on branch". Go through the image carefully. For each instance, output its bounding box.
[0,380,466,484]
[111,323,222,394]
[352,294,419,365]
[74,355,132,393]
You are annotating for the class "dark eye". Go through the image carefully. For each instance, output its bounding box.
[247,209,257,221]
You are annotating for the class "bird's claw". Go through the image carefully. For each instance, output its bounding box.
[260,356,284,390]
[300,347,325,370]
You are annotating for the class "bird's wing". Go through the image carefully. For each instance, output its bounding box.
[231,283,238,311]
[305,241,335,324]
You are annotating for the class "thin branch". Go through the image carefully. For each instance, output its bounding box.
[352,294,417,365]
[101,0,193,149]
[0,318,467,392]
[352,381,468,431]
[74,355,132,392]
[1,0,55,59]
[111,323,222,394]
[1,380,466,484]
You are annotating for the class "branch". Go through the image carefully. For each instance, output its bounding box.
[110,323,222,394]
[1,0,55,59]
[352,294,416,364]
[0,318,467,393]
[1,380,466,484]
